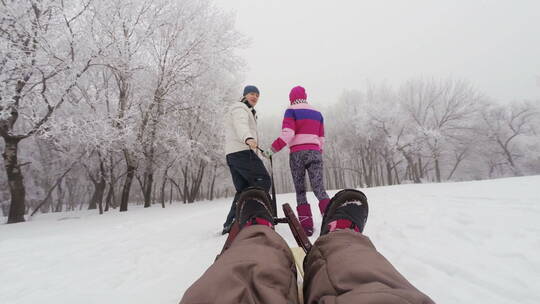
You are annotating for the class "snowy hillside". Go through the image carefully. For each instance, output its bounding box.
[1,176,539,304]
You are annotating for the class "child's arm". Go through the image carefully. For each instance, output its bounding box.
[271,109,296,153]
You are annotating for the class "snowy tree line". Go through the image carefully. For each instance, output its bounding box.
[1,1,539,224]
[260,78,540,195]
[1,0,243,223]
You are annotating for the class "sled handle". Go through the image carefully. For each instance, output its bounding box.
[282,203,313,253]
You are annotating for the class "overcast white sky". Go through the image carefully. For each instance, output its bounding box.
[214,0,540,116]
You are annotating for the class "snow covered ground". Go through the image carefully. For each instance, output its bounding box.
[1,176,539,304]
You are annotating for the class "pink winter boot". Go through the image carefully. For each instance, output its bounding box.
[318,198,331,215]
[296,204,314,236]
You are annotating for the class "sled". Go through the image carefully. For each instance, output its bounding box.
[217,202,312,259]
[216,221,240,261]
[280,203,312,254]
[216,202,312,302]
[279,203,311,303]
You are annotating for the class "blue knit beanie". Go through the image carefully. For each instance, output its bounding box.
[243,85,260,96]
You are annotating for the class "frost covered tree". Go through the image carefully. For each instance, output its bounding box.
[1,0,244,221]
[0,0,96,223]
[477,101,539,176]
[85,0,163,211]
[79,0,243,211]
[399,78,483,182]
[135,0,242,207]
[353,85,411,185]
[304,77,540,192]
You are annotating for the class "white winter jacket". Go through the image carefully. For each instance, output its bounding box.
[224,101,259,155]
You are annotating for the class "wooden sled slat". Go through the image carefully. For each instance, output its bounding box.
[291,247,306,277]
[216,221,240,261]
[282,203,313,254]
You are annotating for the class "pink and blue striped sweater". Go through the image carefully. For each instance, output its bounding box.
[271,101,325,153]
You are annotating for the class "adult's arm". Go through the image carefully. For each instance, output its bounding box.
[231,105,254,144]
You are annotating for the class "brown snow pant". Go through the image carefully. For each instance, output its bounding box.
[180,225,435,304]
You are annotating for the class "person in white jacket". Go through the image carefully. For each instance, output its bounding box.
[222,85,271,234]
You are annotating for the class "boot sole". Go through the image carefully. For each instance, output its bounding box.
[235,187,273,223]
[322,189,369,230]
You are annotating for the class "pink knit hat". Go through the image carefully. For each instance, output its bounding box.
[289,86,307,104]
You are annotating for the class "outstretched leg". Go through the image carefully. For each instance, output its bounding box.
[181,189,299,304]
[303,190,435,304]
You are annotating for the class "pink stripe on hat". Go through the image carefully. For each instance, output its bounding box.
[289,86,307,103]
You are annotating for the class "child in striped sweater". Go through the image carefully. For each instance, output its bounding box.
[267,86,330,236]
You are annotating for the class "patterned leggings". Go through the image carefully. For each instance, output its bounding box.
[289,150,330,205]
